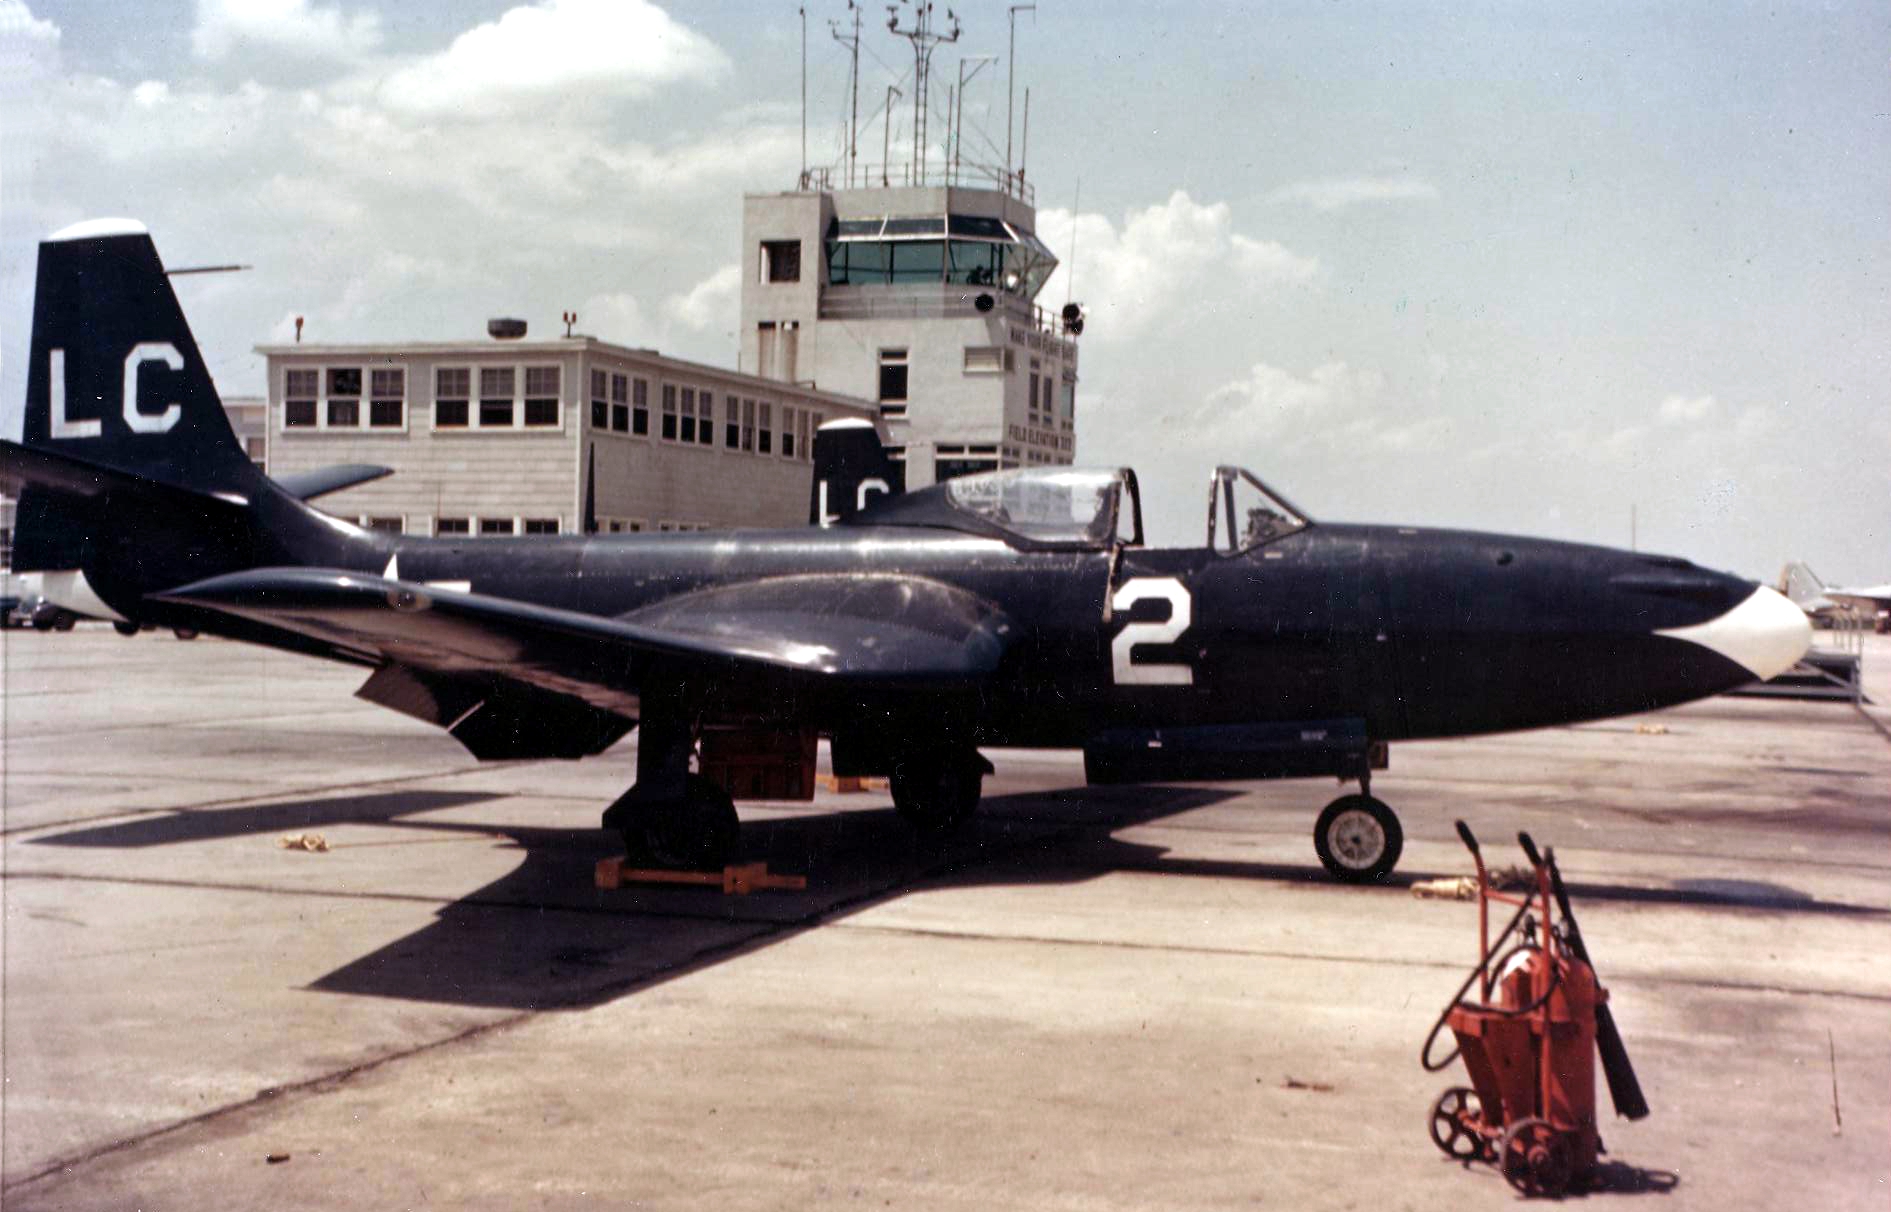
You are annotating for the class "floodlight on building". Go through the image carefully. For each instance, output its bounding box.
[974,292,995,313]
[1061,301,1084,336]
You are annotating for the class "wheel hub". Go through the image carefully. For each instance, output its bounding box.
[1328,808,1386,868]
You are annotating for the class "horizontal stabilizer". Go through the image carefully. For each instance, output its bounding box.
[275,464,394,501]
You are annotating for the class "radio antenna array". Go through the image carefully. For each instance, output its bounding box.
[886,1,960,179]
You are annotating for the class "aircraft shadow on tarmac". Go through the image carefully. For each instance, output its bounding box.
[30,784,1883,1013]
[29,790,502,848]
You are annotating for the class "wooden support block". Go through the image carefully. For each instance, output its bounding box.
[816,775,890,794]
[595,857,806,895]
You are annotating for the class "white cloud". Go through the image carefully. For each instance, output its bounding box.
[579,292,649,345]
[1657,393,1717,424]
[1039,191,1319,339]
[192,0,382,65]
[378,0,729,116]
[665,264,740,333]
[0,0,56,49]
[1203,360,1391,444]
[1264,174,1440,211]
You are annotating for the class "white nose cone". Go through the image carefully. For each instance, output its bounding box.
[1655,585,1812,681]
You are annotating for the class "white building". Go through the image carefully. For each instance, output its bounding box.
[740,172,1079,488]
[257,335,875,536]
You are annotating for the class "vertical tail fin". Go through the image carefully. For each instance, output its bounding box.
[809,419,905,526]
[22,218,259,496]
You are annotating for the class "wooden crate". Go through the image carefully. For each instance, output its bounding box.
[699,727,818,801]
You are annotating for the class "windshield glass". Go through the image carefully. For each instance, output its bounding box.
[1208,467,1310,553]
[946,468,1123,546]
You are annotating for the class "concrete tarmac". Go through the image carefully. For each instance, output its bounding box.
[3,627,1887,1209]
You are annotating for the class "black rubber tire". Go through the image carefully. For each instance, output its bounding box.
[114,621,141,637]
[890,749,984,835]
[625,774,740,871]
[52,612,75,632]
[1499,1116,1572,1197]
[1313,793,1403,883]
[173,629,199,640]
[32,615,53,631]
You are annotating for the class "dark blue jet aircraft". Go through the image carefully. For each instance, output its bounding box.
[2,221,1811,882]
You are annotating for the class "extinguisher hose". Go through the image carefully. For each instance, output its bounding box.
[1418,896,1565,1072]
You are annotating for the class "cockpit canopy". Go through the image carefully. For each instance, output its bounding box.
[854,464,1309,554]
[945,468,1137,548]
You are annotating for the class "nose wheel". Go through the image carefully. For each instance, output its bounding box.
[1314,792,1403,883]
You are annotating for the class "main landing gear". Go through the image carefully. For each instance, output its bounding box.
[1312,769,1403,884]
[889,746,992,835]
[602,695,741,871]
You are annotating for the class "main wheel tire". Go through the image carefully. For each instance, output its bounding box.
[114,621,141,637]
[1313,793,1403,883]
[625,774,741,871]
[52,612,75,632]
[890,749,985,835]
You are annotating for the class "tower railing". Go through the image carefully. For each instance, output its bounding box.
[798,160,1035,206]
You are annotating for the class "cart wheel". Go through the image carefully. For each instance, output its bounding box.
[1426,1086,1488,1161]
[1499,1116,1572,1197]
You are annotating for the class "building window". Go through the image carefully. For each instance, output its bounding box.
[762,239,801,283]
[479,517,515,536]
[661,384,677,440]
[363,516,404,534]
[806,411,822,459]
[326,368,361,427]
[435,367,470,428]
[698,391,715,445]
[1028,371,1040,422]
[370,368,404,428]
[435,517,470,536]
[523,518,559,535]
[758,402,773,455]
[609,373,630,433]
[878,348,908,415]
[963,346,1008,374]
[724,396,740,449]
[632,378,649,435]
[680,387,697,443]
[479,367,515,427]
[741,398,755,451]
[1041,373,1055,415]
[781,406,797,458]
[591,369,609,429]
[936,454,999,482]
[285,369,317,428]
[524,365,560,426]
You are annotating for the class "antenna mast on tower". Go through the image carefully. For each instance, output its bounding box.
[887,1,960,180]
[830,2,863,187]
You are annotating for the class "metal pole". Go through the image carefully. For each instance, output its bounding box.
[883,85,901,187]
[1006,5,1035,185]
[1020,87,1030,184]
[799,6,807,185]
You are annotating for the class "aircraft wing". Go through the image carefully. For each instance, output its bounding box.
[156,568,1015,758]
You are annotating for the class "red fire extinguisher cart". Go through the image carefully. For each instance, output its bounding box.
[1422,823,1649,1197]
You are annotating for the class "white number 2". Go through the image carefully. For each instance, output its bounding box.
[1111,577,1193,685]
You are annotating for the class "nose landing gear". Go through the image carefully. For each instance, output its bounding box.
[1313,767,1403,883]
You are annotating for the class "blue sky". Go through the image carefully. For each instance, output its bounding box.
[3,0,1886,580]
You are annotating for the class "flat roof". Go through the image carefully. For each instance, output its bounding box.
[256,335,874,410]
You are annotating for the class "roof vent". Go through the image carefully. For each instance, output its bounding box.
[487,317,527,340]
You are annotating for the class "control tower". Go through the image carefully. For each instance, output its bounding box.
[739,7,1079,488]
